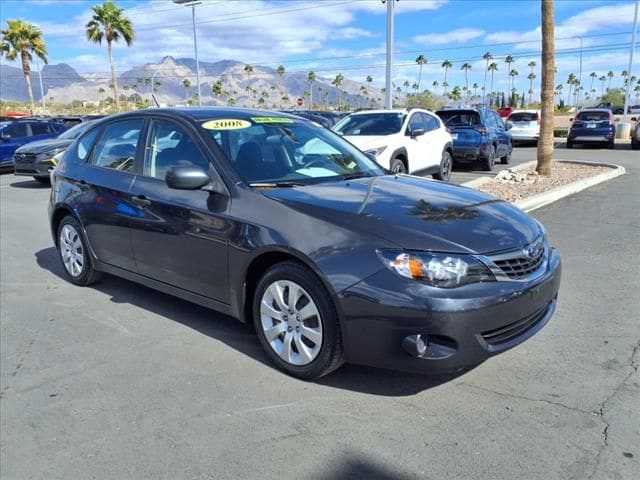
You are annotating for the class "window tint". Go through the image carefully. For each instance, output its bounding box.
[437,111,481,127]
[408,113,425,132]
[333,113,405,136]
[65,127,100,164]
[4,123,29,138]
[92,119,142,172]
[576,111,610,122]
[509,112,539,122]
[144,119,210,179]
[424,113,440,132]
[493,112,504,128]
[31,123,50,135]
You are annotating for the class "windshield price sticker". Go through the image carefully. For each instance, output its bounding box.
[251,117,294,124]
[202,119,251,130]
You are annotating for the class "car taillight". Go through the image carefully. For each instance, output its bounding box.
[536,113,540,125]
[474,127,487,135]
[446,127,452,134]
[608,113,614,126]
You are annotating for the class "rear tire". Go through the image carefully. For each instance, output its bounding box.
[432,150,452,182]
[481,145,496,171]
[390,157,407,174]
[607,140,615,149]
[253,261,344,379]
[57,215,103,286]
[566,140,574,149]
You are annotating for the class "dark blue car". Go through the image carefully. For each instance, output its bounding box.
[0,120,66,171]
[436,108,512,171]
[567,109,615,149]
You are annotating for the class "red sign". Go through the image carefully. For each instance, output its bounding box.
[296,97,304,106]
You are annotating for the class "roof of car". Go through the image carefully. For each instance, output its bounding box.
[107,107,307,122]
[348,109,413,115]
[577,108,612,113]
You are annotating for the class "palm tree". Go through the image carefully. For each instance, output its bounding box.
[432,80,439,92]
[488,62,498,104]
[505,55,515,93]
[589,72,597,95]
[1,20,48,113]
[212,80,223,104]
[461,63,472,100]
[621,69,629,87]
[122,84,129,109]
[403,80,410,95]
[482,51,493,104]
[606,70,614,91]
[527,61,536,85]
[182,78,191,105]
[555,84,563,106]
[307,71,316,109]
[566,73,576,105]
[472,82,479,99]
[366,75,373,93]
[98,87,105,106]
[332,73,344,110]
[537,0,554,176]
[527,72,536,104]
[415,54,426,91]
[86,1,134,112]
[441,60,453,94]
[412,82,419,94]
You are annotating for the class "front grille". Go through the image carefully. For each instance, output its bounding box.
[13,152,36,164]
[492,238,546,279]
[481,303,549,346]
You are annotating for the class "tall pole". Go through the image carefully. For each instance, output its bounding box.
[192,4,202,106]
[36,57,46,114]
[577,36,582,109]
[623,0,638,122]
[384,0,394,109]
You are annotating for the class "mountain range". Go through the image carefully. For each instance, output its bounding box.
[0,56,386,108]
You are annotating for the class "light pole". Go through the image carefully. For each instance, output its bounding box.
[35,57,46,114]
[623,0,639,122]
[383,0,396,109]
[173,0,202,106]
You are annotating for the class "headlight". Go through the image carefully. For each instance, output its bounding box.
[51,150,65,166]
[364,145,387,157]
[377,249,495,288]
[36,147,66,161]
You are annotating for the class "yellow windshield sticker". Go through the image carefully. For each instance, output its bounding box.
[202,119,251,130]
[251,117,294,124]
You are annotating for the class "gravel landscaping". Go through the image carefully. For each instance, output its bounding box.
[476,161,611,202]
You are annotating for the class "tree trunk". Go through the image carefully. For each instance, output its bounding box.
[21,50,35,114]
[108,40,120,112]
[537,0,555,176]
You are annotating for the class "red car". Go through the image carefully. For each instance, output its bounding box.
[497,107,513,118]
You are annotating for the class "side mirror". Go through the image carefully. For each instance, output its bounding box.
[408,127,425,138]
[165,166,211,190]
[569,118,573,122]
[1,134,11,142]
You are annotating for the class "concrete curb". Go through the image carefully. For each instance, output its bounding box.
[461,160,626,213]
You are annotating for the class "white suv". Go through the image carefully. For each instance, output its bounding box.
[332,108,454,182]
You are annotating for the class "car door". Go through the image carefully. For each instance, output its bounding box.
[490,111,509,156]
[0,122,30,164]
[404,112,430,172]
[77,118,145,272]
[128,117,231,304]
[422,112,446,168]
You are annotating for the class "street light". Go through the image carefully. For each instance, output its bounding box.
[383,0,397,109]
[173,0,202,106]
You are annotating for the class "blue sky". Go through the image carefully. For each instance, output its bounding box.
[1,0,637,96]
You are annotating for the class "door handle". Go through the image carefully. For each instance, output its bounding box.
[131,195,151,207]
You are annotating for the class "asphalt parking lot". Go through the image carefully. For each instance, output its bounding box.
[1,145,638,480]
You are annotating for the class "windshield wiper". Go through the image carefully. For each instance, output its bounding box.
[338,172,375,181]
[250,181,307,188]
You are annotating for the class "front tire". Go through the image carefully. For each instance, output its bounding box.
[33,176,50,185]
[253,261,344,379]
[389,157,407,174]
[500,143,512,165]
[432,150,452,182]
[57,216,103,286]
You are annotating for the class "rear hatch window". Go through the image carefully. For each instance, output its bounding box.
[509,112,538,122]
[437,111,481,128]
[576,111,610,122]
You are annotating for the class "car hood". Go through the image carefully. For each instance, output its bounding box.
[15,138,73,154]
[342,135,395,151]
[262,175,541,255]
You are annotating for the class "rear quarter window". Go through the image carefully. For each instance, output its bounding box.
[66,127,101,164]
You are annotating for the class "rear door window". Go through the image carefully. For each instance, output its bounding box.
[31,123,50,135]
[92,119,143,172]
[424,113,440,132]
[4,122,29,138]
[408,113,426,132]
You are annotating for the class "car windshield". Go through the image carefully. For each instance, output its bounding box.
[437,111,481,127]
[201,116,384,186]
[333,113,405,136]
[576,111,609,121]
[58,121,93,140]
[509,112,538,122]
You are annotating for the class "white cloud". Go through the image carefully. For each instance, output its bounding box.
[413,28,485,46]
[333,27,375,40]
[348,0,448,14]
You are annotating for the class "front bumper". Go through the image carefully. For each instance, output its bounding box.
[338,248,561,374]
[13,155,55,177]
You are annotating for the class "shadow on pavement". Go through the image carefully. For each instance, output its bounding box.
[35,246,467,396]
[9,179,49,189]
[315,451,423,480]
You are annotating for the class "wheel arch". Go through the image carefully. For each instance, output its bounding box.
[389,147,409,171]
[50,204,78,246]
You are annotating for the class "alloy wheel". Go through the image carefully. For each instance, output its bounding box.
[259,280,323,366]
[59,224,84,277]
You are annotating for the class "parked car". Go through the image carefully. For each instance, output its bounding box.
[567,109,615,149]
[506,110,540,144]
[594,102,625,114]
[49,108,561,379]
[0,119,66,171]
[631,117,640,150]
[13,120,98,183]
[436,107,512,171]
[497,106,513,118]
[281,110,333,129]
[628,105,640,114]
[333,108,454,181]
